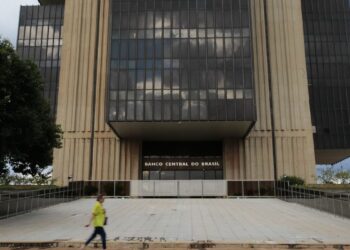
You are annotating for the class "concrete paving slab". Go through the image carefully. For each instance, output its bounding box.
[0,199,349,244]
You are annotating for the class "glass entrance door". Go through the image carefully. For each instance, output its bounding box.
[142,169,223,180]
[142,141,223,180]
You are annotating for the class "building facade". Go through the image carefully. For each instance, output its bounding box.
[17,4,63,114]
[16,0,349,185]
[302,0,350,163]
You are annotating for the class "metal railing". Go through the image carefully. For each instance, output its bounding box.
[82,180,276,198]
[2,180,349,220]
[227,180,275,197]
[0,181,84,219]
[276,182,350,219]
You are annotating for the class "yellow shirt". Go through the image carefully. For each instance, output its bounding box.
[92,201,105,227]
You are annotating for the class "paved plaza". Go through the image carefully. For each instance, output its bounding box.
[0,198,350,244]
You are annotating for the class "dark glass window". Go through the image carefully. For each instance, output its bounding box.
[109,0,254,122]
[16,5,64,116]
[160,171,175,180]
[176,171,189,179]
[150,171,160,180]
[302,0,350,149]
[204,170,216,179]
[143,171,150,180]
[190,170,204,179]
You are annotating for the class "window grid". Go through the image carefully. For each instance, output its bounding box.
[17,5,64,116]
[302,0,350,149]
[109,0,255,122]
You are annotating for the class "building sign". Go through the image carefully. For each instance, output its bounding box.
[143,158,222,170]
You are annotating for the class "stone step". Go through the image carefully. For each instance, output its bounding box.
[1,241,350,250]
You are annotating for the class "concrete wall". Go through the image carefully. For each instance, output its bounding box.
[53,0,140,186]
[53,0,316,185]
[224,0,316,183]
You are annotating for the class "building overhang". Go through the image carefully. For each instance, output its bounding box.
[109,121,254,140]
[315,149,350,165]
[39,0,64,5]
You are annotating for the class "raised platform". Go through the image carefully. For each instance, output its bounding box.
[0,199,350,245]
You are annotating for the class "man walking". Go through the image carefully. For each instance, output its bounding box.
[82,194,107,249]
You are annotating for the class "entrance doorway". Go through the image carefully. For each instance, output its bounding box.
[142,141,223,180]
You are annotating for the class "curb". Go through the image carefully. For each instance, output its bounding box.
[1,241,350,249]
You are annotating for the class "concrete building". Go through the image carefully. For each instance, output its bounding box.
[16,0,350,185]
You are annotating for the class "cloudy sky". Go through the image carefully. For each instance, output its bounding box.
[0,0,39,46]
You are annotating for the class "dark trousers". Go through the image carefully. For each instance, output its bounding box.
[85,227,106,249]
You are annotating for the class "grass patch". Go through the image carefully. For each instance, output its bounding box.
[0,185,57,191]
[306,184,350,190]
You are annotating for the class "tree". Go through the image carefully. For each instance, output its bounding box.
[0,39,62,178]
[318,165,336,184]
[334,167,350,184]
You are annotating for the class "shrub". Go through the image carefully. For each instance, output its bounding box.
[334,168,350,184]
[279,176,305,186]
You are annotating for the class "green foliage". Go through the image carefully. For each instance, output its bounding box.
[334,168,350,184]
[318,166,336,184]
[0,173,12,185]
[306,184,350,190]
[0,38,62,177]
[0,172,55,186]
[317,165,350,184]
[31,170,54,185]
[279,175,305,186]
[0,184,57,191]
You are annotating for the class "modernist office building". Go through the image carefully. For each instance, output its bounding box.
[17,0,350,185]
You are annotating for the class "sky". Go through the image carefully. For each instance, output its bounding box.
[0,0,39,46]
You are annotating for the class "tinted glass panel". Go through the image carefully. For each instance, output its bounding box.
[109,0,255,122]
[302,0,350,149]
[17,5,64,116]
